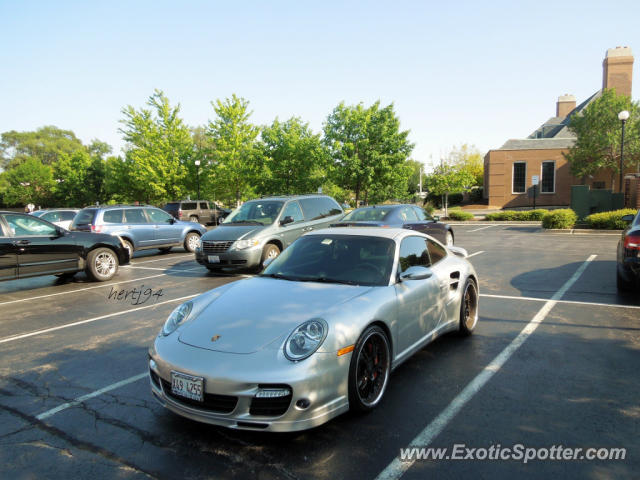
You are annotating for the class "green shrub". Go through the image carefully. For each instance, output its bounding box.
[485,209,548,221]
[542,209,577,229]
[447,210,475,221]
[584,209,637,229]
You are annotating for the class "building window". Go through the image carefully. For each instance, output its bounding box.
[512,162,526,193]
[541,161,555,193]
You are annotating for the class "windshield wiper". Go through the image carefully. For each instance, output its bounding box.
[301,276,360,285]
[260,273,297,281]
[225,220,263,225]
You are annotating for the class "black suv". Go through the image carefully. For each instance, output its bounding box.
[0,211,129,282]
[162,200,230,225]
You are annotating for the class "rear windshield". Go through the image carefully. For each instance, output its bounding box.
[71,209,97,227]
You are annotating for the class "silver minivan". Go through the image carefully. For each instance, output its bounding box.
[195,195,344,271]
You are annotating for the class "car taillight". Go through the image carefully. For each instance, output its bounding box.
[624,233,640,250]
[91,225,103,233]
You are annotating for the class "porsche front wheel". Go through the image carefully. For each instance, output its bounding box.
[348,326,391,412]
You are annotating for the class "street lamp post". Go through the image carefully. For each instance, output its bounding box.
[195,160,201,199]
[618,110,630,193]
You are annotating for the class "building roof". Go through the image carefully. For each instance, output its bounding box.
[494,90,602,151]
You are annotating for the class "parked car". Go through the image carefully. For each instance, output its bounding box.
[149,227,478,431]
[31,209,79,230]
[617,209,640,290]
[69,205,207,257]
[162,200,230,225]
[195,194,344,271]
[331,204,455,246]
[0,211,129,282]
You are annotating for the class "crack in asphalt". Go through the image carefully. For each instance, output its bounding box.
[0,403,162,479]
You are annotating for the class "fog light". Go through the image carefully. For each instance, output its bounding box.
[256,388,291,398]
[296,399,311,409]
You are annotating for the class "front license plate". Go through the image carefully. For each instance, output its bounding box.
[171,371,204,402]
[208,255,220,263]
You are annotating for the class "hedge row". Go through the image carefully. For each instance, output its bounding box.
[541,209,578,229]
[584,209,637,229]
[446,210,475,221]
[484,209,549,221]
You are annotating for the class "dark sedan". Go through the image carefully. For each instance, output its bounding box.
[617,209,640,290]
[0,211,130,283]
[331,204,454,246]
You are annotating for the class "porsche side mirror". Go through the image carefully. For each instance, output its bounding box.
[399,266,433,281]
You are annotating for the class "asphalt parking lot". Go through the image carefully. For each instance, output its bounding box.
[1,225,638,480]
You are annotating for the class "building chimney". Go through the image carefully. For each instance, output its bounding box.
[556,94,576,118]
[602,46,634,97]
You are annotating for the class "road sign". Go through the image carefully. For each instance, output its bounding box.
[532,175,539,186]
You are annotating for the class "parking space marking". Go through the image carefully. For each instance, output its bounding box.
[0,294,199,344]
[36,373,147,421]
[0,273,170,307]
[467,250,485,258]
[467,225,495,232]
[481,293,640,310]
[375,254,596,480]
[131,254,193,265]
[123,265,203,272]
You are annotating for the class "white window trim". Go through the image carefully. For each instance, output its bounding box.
[512,162,527,194]
[540,160,556,194]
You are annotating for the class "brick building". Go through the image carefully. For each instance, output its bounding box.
[484,47,635,209]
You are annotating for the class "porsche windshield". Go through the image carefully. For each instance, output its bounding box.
[223,201,284,226]
[261,234,395,286]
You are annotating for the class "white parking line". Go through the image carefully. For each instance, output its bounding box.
[481,293,640,310]
[36,373,147,421]
[467,225,495,233]
[0,294,199,344]
[123,265,203,272]
[467,251,485,258]
[131,254,192,265]
[0,273,167,307]
[375,254,596,480]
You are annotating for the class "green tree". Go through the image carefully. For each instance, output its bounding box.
[3,157,55,206]
[446,144,484,187]
[52,150,103,207]
[259,117,328,195]
[0,126,85,169]
[324,101,414,205]
[565,88,640,189]
[103,156,131,204]
[206,94,261,206]
[425,163,476,218]
[120,90,194,203]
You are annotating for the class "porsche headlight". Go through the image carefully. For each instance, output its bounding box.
[234,238,260,250]
[284,319,328,361]
[162,301,193,336]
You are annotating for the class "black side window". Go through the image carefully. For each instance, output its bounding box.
[413,207,427,221]
[103,209,124,224]
[124,208,149,224]
[199,202,208,210]
[299,198,323,220]
[182,202,197,210]
[398,236,431,272]
[427,239,447,264]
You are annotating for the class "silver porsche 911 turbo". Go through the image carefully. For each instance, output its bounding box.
[148,227,479,432]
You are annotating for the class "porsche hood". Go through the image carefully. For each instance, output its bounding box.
[178,277,372,354]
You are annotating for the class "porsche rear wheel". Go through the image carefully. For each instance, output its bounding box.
[459,278,478,335]
[348,325,391,412]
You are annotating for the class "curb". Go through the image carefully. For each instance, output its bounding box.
[545,229,623,235]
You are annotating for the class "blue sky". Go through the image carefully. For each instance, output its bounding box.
[1,0,639,170]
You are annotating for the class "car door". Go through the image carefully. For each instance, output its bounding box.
[123,208,155,248]
[278,200,306,248]
[3,213,80,277]
[146,207,182,245]
[393,236,443,354]
[0,217,18,280]
[404,206,448,244]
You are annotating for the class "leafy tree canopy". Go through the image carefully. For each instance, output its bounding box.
[565,88,640,189]
[0,126,85,169]
[323,101,414,205]
[3,157,54,206]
